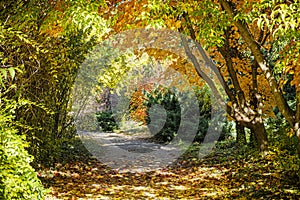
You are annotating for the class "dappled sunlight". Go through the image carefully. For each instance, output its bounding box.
[42,146,300,199]
[2,0,300,199]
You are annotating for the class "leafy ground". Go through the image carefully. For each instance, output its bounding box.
[40,139,300,199]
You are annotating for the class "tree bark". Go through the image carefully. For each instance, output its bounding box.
[236,121,246,146]
[295,93,300,157]
[295,122,300,157]
[249,128,256,148]
[251,121,268,153]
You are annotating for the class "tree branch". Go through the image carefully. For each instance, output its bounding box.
[180,34,226,108]
[181,11,256,122]
[218,0,295,126]
[217,29,246,109]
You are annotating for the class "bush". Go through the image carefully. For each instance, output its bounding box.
[96,111,118,132]
[0,21,81,167]
[0,102,46,199]
[143,86,181,143]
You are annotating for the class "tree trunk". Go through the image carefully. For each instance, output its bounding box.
[219,0,295,126]
[297,133,300,158]
[295,124,300,158]
[236,121,246,146]
[251,122,268,153]
[249,128,256,148]
[295,94,300,157]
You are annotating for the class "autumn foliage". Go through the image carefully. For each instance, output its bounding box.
[1,0,300,199]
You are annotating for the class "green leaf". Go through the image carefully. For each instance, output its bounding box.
[8,67,15,79]
[1,68,7,80]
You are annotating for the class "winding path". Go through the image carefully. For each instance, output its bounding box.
[78,130,183,172]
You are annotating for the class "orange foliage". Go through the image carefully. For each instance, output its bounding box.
[105,0,149,33]
[40,0,67,36]
[208,24,275,118]
[129,84,153,124]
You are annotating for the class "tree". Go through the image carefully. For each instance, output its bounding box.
[0,24,46,199]
[102,0,300,155]
[217,0,300,155]
[0,0,111,165]
[102,0,263,151]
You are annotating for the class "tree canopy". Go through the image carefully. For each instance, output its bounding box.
[0,0,300,199]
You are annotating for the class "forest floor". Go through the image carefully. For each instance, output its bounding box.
[40,134,300,199]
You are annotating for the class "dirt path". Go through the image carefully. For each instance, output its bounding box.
[41,131,300,199]
[43,156,228,199]
[77,131,184,172]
